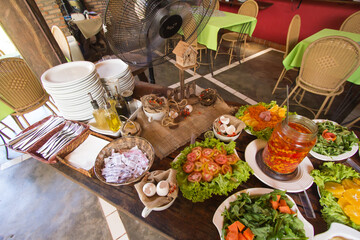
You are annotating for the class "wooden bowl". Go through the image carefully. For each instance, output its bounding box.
[94,136,155,186]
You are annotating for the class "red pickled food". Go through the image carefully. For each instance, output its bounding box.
[262,116,317,174]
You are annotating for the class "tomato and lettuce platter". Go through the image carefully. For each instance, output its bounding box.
[310,162,360,231]
[171,138,253,202]
[235,101,293,141]
[212,188,313,240]
[310,120,359,161]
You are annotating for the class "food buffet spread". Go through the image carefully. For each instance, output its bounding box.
[6,60,360,240]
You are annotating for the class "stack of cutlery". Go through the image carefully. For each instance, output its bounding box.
[9,116,86,160]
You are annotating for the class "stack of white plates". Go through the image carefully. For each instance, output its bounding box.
[95,59,135,96]
[41,61,105,121]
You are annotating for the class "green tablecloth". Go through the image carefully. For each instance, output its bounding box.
[197,11,257,51]
[283,28,360,85]
[0,101,14,121]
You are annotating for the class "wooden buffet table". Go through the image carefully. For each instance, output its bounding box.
[49,84,360,239]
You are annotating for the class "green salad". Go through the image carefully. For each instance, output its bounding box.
[171,138,252,202]
[310,162,360,231]
[222,190,307,240]
[312,121,359,156]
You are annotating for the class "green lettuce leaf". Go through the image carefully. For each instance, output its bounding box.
[310,162,360,230]
[221,190,307,240]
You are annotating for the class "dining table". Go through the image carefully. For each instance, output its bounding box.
[45,82,360,240]
[197,10,257,51]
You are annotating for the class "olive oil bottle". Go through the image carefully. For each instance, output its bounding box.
[88,93,108,130]
[103,97,122,132]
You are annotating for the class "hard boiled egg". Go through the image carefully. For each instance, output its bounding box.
[156,180,169,196]
[143,183,156,197]
[226,125,236,135]
[219,124,227,133]
[220,116,230,125]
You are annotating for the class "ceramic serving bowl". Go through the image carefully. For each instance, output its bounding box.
[213,115,245,142]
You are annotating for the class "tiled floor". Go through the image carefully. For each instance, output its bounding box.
[1,40,360,240]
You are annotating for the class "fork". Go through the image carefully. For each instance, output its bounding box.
[42,125,84,159]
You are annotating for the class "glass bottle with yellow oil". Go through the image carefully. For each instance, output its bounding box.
[103,97,122,132]
[88,93,108,130]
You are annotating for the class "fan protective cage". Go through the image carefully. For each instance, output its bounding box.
[103,0,216,67]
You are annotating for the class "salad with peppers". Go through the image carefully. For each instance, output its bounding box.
[312,121,359,156]
[171,138,252,202]
[235,101,292,141]
[221,190,307,240]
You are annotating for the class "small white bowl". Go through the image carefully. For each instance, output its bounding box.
[213,126,241,142]
[143,108,166,122]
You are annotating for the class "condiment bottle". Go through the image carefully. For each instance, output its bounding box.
[103,97,122,132]
[262,115,317,174]
[88,93,108,130]
[105,90,117,113]
[121,90,136,115]
[114,86,129,118]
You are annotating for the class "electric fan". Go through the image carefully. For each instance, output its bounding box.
[102,0,217,67]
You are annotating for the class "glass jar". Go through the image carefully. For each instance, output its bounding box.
[262,115,317,174]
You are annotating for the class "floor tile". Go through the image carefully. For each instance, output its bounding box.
[106,211,127,240]
[99,197,117,217]
[117,233,129,240]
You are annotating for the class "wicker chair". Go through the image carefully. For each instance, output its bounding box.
[281,36,360,119]
[51,25,72,61]
[272,14,301,94]
[214,0,258,65]
[0,49,4,56]
[340,11,360,34]
[0,57,57,129]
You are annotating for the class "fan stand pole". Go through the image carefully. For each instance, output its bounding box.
[148,67,155,84]
[175,63,196,99]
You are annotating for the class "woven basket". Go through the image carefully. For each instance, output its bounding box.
[94,136,155,186]
[8,116,90,164]
[56,131,113,177]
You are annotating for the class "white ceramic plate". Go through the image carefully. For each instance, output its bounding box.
[309,119,359,161]
[314,222,360,240]
[88,118,122,137]
[212,188,314,240]
[244,139,314,192]
[41,61,96,86]
[95,59,129,80]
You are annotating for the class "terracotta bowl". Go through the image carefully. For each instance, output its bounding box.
[94,136,155,186]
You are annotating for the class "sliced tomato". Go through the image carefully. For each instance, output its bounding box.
[215,154,228,165]
[187,152,197,162]
[204,162,221,175]
[194,161,203,172]
[182,161,194,173]
[322,129,337,141]
[187,172,202,182]
[192,146,202,152]
[191,147,202,159]
[202,171,213,182]
[227,153,239,165]
[202,148,214,158]
[213,148,222,158]
[199,157,212,164]
[221,164,233,175]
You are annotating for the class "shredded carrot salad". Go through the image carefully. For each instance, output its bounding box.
[239,104,286,131]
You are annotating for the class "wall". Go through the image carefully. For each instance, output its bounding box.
[35,0,70,35]
[221,0,360,45]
